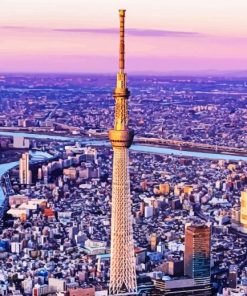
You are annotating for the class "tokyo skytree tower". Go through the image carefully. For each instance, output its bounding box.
[108,9,137,296]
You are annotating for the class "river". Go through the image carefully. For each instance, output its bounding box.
[1,131,247,162]
[0,131,247,216]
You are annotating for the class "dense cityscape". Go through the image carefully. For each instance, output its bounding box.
[0,74,246,151]
[0,71,246,296]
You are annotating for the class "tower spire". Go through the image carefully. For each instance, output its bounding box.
[109,9,137,296]
[119,9,125,72]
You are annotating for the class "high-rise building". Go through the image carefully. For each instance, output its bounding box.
[19,152,31,185]
[150,233,157,251]
[231,190,247,234]
[240,190,247,230]
[109,9,137,295]
[228,265,238,289]
[184,224,211,286]
[37,168,43,180]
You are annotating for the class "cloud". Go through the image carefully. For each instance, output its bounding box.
[0,25,199,37]
[0,26,43,32]
[54,28,200,37]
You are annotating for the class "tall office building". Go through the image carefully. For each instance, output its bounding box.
[184,224,211,285]
[109,9,137,295]
[19,152,31,185]
[231,190,247,234]
[228,265,238,289]
[240,190,247,230]
[150,233,157,251]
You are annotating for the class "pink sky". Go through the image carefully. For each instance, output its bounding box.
[1,0,247,74]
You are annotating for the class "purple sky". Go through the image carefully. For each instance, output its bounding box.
[1,0,247,74]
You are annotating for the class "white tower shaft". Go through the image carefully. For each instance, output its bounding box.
[109,148,137,295]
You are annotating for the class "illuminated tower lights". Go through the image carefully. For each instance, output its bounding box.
[109,9,137,296]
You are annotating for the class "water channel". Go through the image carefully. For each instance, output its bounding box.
[0,130,246,212]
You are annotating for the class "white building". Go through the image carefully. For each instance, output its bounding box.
[19,152,31,185]
[13,136,29,149]
[144,206,153,218]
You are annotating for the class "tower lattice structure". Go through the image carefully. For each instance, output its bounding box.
[109,9,137,296]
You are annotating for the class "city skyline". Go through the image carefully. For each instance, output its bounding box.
[1,0,247,74]
[0,3,247,295]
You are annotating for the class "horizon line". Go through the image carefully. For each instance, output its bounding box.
[1,70,247,78]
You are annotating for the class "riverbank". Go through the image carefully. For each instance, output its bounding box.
[134,141,247,157]
[0,131,247,161]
